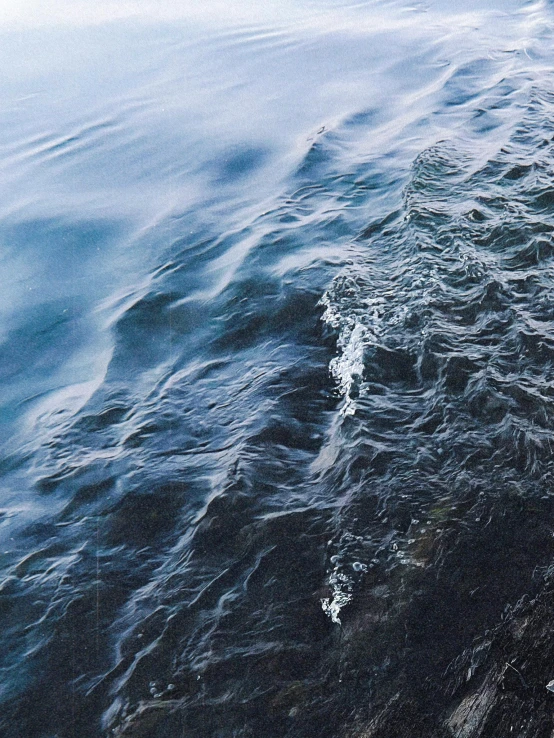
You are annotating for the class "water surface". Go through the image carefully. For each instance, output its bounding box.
[1,1,554,736]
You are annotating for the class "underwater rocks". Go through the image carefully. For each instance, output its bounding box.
[339,492,554,738]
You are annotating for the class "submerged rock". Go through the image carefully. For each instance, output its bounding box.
[342,542,554,738]
[112,700,182,738]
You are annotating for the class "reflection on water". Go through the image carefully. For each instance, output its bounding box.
[1,1,554,736]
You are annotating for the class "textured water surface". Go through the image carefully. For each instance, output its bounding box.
[1,1,554,736]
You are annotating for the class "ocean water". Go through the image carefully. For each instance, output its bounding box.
[1,0,554,736]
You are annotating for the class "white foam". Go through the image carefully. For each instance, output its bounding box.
[320,287,386,416]
[321,566,354,625]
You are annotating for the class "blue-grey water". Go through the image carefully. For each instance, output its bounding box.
[2,1,554,736]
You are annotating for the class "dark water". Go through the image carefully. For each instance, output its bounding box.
[2,1,554,736]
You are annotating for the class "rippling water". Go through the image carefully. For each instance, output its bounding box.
[2,1,554,736]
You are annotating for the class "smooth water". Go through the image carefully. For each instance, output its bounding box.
[2,1,554,736]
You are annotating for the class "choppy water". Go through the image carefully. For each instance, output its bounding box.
[2,1,554,736]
